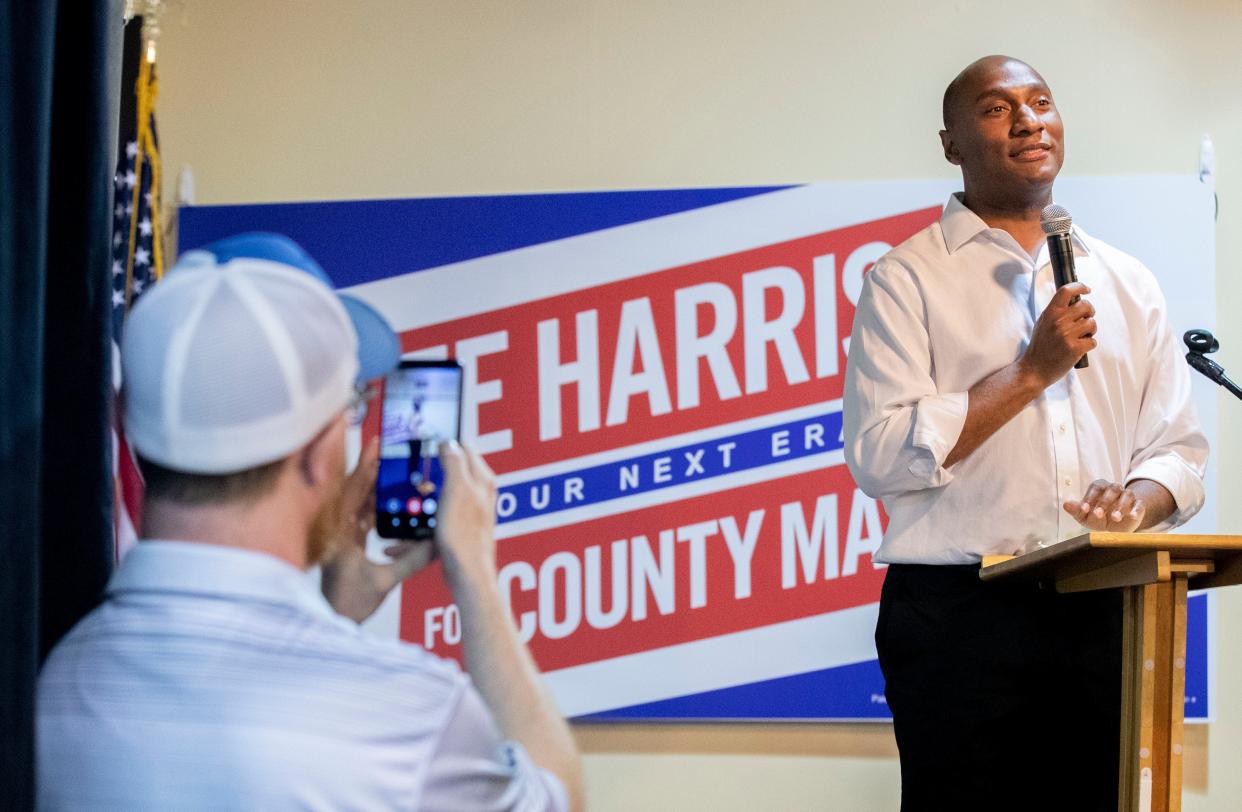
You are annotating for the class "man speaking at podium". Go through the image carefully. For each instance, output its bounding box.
[843,56,1207,810]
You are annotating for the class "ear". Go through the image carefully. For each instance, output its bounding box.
[939,129,962,166]
[299,417,343,492]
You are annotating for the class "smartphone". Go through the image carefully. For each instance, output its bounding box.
[375,360,463,540]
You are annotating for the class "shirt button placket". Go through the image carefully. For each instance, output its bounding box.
[1050,400,1080,541]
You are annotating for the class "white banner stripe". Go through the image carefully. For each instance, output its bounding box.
[494,398,844,484]
[344,182,955,331]
[543,602,881,717]
[498,449,845,539]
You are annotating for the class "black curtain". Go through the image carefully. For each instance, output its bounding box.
[1,1,123,808]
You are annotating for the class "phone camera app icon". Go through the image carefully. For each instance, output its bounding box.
[406,497,422,514]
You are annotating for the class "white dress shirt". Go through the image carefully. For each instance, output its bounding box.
[37,541,567,811]
[843,193,1208,565]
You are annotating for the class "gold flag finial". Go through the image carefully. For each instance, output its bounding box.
[141,1,163,62]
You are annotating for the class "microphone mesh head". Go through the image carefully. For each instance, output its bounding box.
[1040,203,1073,235]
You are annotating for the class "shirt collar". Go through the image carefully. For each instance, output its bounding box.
[940,192,1092,257]
[108,540,338,622]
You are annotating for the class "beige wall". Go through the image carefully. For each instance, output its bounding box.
[156,1,1242,808]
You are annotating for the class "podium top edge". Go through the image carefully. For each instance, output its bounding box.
[979,532,1242,580]
[1081,532,1242,548]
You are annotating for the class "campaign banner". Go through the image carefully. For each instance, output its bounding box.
[180,177,1217,721]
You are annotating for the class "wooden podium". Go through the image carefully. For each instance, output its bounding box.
[980,533,1242,812]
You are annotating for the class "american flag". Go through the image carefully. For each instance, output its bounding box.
[111,16,164,561]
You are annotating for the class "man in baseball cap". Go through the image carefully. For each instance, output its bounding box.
[37,233,583,810]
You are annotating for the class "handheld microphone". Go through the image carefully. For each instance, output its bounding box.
[1040,203,1089,369]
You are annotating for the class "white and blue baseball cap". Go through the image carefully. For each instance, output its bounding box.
[121,232,400,474]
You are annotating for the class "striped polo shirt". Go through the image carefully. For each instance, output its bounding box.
[37,541,566,811]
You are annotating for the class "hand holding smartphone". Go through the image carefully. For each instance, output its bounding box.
[375,360,463,540]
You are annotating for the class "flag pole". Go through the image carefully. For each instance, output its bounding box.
[124,6,164,303]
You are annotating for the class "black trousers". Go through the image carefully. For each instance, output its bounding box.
[876,563,1122,812]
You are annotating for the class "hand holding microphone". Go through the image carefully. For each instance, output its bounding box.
[1040,204,1090,369]
[1020,281,1097,389]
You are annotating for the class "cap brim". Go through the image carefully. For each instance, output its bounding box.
[340,295,400,384]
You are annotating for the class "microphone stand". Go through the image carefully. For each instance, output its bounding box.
[1184,329,1242,401]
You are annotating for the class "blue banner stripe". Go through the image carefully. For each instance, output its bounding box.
[497,411,843,523]
[1185,592,1209,718]
[581,593,1212,721]
[580,659,890,720]
[178,186,795,288]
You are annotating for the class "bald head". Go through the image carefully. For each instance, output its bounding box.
[942,55,1047,129]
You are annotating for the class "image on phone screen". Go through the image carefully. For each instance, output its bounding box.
[376,361,462,540]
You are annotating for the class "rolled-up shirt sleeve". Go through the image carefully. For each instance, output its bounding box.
[419,682,568,812]
[844,260,969,499]
[1124,279,1208,531]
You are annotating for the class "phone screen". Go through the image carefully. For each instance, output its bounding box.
[375,361,462,539]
